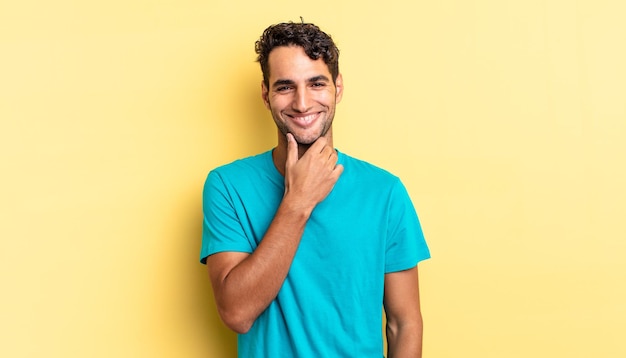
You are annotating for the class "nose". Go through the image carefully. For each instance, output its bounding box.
[291,87,312,113]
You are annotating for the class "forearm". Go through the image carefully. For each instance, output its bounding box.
[386,318,423,358]
[210,195,312,333]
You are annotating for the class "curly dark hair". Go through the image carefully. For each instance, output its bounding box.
[255,22,340,87]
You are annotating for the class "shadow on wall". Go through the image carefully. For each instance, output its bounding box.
[181,193,238,357]
[211,47,276,159]
[178,45,274,357]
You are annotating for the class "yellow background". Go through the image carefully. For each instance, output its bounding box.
[2,0,625,357]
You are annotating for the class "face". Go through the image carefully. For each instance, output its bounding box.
[262,46,343,146]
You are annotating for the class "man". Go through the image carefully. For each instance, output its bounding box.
[201,22,430,357]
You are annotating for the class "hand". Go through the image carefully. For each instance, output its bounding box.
[283,133,344,212]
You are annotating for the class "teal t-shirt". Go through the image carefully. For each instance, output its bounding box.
[201,150,430,357]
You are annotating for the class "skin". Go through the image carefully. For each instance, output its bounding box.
[262,45,343,165]
[207,45,423,357]
[385,267,424,357]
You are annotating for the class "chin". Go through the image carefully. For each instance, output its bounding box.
[293,126,331,145]
[293,133,322,145]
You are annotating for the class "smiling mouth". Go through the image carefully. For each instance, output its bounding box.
[288,112,321,127]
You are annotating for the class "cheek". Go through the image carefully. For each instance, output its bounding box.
[314,90,335,104]
[268,97,288,111]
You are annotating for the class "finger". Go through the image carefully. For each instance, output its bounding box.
[327,147,338,161]
[333,163,344,178]
[285,133,298,168]
[309,136,328,154]
[320,146,337,163]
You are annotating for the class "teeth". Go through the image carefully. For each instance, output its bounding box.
[293,113,317,123]
[301,114,315,123]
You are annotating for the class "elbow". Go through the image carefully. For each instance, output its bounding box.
[386,313,423,339]
[218,307,255,334]
[227,320,253,335]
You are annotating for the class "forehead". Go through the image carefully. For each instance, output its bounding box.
[267,45,331,81]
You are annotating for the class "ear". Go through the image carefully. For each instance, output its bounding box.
[261,81,270,109]
[334,73,344,104]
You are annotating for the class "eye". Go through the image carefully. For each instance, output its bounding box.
[276,86,292,92]
[311,82,327,88]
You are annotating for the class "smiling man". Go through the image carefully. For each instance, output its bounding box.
[200,22,430,357]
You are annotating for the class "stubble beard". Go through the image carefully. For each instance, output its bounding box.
[273,109,334,147]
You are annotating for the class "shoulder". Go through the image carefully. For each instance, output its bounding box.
[338,151,402,186]
[209,151,273,181]
[204,150,276,191]
[210,151,272,177]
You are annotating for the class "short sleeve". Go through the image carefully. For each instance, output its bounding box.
[200,170,254,264]
[384,179,430,272]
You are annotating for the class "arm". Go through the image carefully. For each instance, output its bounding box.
[384,266,424,358]
[206,134,343,334]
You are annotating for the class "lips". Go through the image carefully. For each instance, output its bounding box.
[287,112,321,128]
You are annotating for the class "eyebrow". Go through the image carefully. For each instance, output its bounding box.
[308,75,330,83]
[271,75,331,89]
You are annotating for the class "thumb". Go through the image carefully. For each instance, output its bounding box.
[285,133,298,169]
